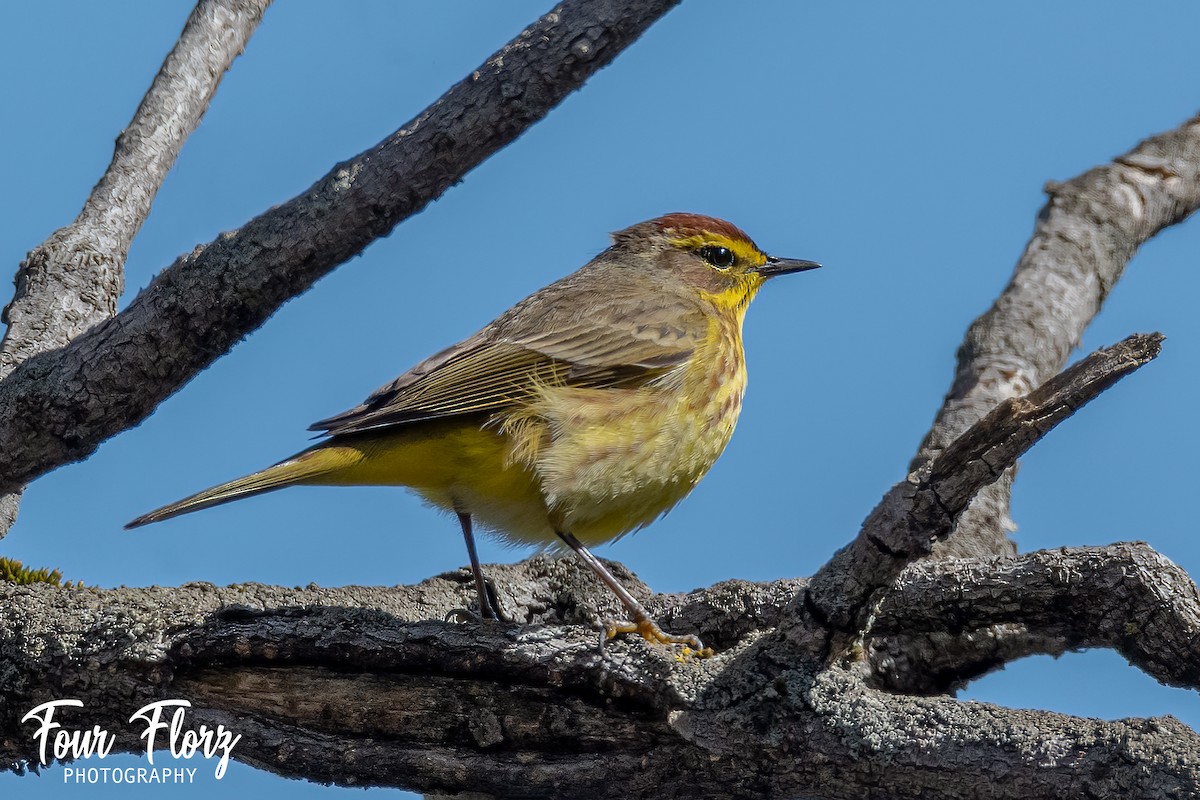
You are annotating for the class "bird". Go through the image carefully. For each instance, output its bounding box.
[127,213,820,654]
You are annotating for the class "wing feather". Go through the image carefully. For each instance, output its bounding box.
[309,269,708,437]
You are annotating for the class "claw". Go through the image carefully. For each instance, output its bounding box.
[604,617,713,659]
[551,529,714,659]
[479,576,513,623]
[446,577,513,625]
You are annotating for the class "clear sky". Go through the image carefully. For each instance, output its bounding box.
[4,1,1200,797]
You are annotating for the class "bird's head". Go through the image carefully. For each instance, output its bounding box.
[610,213,820,312]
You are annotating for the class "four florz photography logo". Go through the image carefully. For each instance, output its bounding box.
[22,699,241,785]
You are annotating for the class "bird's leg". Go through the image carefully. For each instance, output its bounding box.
[456,511,505,621]
[554,529,711,656]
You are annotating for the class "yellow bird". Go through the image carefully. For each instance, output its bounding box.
[128,214,820,652]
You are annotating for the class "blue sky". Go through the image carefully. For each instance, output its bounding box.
[4,1,1200,796]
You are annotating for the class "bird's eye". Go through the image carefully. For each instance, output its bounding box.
[699,246,736,270]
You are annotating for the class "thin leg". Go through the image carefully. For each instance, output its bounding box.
[458,512,499,620]
[555,529,709,655]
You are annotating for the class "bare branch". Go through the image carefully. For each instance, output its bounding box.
[1,0,269,373]
[924,332,1162,517]
[4,568,1198,798]
[0,559,726,790]
[0,0,680,498]
[865,623,1065,697]
[0,0,270,530]
[802,333,1163,640]
[869,542,1200,693]
[912,112,1200,557]
[697,665,1200,800]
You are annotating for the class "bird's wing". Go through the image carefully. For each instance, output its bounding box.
[308,289,707,437]
[499,284,707,378]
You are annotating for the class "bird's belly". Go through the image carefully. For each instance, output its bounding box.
[526,366,746,546]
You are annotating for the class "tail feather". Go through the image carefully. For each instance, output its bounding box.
[125,446,358,529]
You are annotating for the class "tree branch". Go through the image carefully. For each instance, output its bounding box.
[1,0,269,373]
[910,112,1200,558]
[713,665,1200,800]
[868,542,1200,693]
[4,9,1198,799]
[0,0,270,531]
[4,562,1198,798]
[0,0,680,498]
[802,333,1162,644]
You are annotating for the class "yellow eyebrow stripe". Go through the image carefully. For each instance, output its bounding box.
[667,233,767,267]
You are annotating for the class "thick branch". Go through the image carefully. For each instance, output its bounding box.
[3,559,1198,798]
[803,333,1162,640]
[0,0,270,530]
[911,112,1200,557]
[0,0,679,495]
[692,665,1200,800]
[0,558,732,793]
[869,542,1200,693]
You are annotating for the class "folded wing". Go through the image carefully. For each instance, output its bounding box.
[309,285,707,437]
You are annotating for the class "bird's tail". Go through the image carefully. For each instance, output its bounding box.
[125,445,362,529]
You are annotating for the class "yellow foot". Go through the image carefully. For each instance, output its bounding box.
[604,617,713,659]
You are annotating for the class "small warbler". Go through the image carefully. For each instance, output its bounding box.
[128,214,820,653]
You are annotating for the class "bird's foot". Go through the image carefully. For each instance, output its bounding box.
[446,576,512,624]
[602,616,713,659]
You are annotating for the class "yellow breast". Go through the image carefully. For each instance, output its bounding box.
[502,312,748,546]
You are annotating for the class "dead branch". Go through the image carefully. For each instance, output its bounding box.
[0,0,270,533]
[870,542,1200,693]
[802,333,1162,643]
[2,549,1198,798]
[911,112,1200,558]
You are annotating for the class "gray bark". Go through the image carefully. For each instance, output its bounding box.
[871,542,1200,692]
[3,539,1198,798]
[804,334,1161,646]
[915,112,1200,560]
[3,3,1200,798]
[0,0,272,534]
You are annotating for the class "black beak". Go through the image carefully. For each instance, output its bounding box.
[755,256,822,278]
